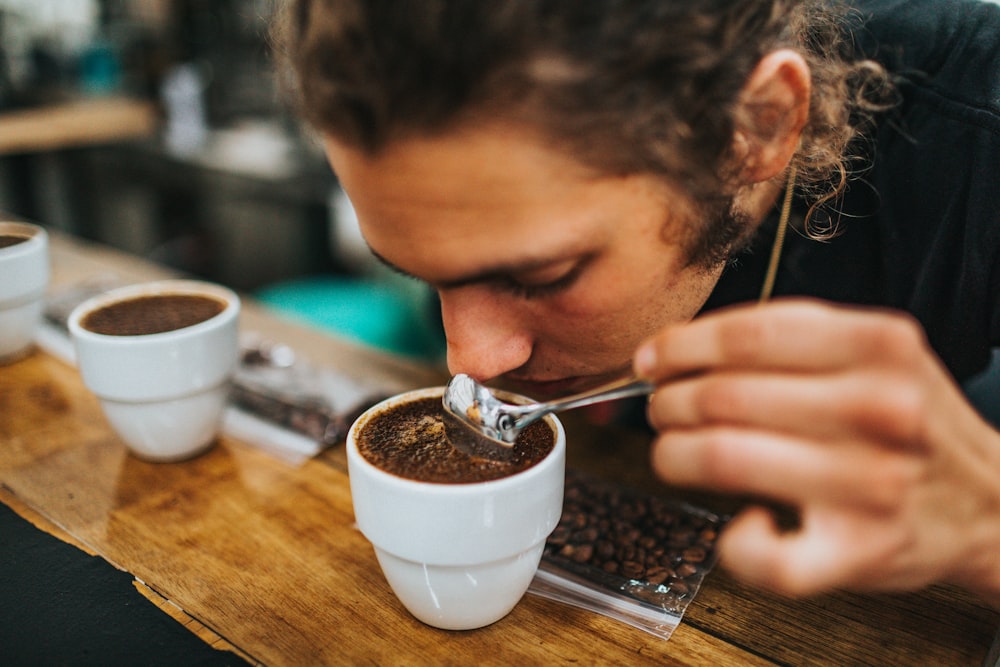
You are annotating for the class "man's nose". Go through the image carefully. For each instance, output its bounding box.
[438,288,532,381]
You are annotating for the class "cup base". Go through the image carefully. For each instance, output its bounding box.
[0,342,37,366]
[374,543,544,630]
[126,437,217,463]
[0,299,43,365]
[98,384,228,462]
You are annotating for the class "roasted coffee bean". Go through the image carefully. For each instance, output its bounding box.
[676,563,699,578]
[617,544,636,562]
[596,540,616,561]
[549,526,571,546]
[646,567,671,586]
[621,561,645,579]
[572,544,594,563]
[683,546,707,564]
[673,527,695,542]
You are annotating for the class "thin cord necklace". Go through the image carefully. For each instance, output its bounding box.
[758,165,797,303]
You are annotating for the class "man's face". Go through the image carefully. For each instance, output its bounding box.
[324,124,725,399]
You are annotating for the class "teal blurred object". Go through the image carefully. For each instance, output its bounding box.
[256,276,445,361]
[79,40,122,95]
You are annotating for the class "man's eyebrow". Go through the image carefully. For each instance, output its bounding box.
[368,247,589,289]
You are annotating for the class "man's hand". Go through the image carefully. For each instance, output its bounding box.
[634,298,1000,605]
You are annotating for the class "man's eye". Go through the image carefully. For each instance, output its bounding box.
[499,266,583,299]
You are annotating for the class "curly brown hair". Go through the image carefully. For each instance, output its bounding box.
[273,0,895,249]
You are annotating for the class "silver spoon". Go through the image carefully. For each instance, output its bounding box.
[441,373,654,461]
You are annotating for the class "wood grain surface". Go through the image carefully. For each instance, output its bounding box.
[0,97,157,155]
[1,233,998,666]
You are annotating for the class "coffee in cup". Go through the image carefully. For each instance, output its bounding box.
[80,293,226,336]
[354,393,554,484]
[0,234,30,249]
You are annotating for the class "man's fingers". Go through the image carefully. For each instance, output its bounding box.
[717,507,851,597]
[634,299,931,380]
[646,371,928,445]
[717,505,927,596]
[650,426,921,511]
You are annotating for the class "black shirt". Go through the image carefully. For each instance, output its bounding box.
[703,0,1000,382]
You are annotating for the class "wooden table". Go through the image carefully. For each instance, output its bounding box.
[2,232,998,666]
[0,97,157,156]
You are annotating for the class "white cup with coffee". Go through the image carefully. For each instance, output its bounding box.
[0,221,49,364]
[347,386,566,630]
[68,279,240,462]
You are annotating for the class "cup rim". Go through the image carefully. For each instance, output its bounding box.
[0,222,48,308]
[0,221,46,259]
[68,279,240,343]
[347,385,566,494]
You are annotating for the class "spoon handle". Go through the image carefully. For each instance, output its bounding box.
[519,376,654,419]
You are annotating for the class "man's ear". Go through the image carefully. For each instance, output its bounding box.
[731,49,811,184]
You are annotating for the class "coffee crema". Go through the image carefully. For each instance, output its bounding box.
[0,234,30,250]
[82,294,226,336]
[357,396,554,484]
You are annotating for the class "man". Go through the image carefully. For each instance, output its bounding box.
[275,0,1000,606]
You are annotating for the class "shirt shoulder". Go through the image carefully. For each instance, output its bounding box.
[847,0,1000,126]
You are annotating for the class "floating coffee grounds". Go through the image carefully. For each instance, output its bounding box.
[540,468,726,614]
[0,234,30,250]
[357,395,554,483]
[83,294,226,336]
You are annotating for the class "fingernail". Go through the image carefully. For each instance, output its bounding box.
[635,343,657,375]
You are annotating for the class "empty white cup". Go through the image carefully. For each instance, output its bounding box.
[0,221,49,364]
[68,280,240,462]
[347,387,565,630]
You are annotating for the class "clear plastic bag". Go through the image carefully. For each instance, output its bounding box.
[529,468,728,640]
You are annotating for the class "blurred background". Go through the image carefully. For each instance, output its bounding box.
[0,0,446,362]
[0,0,996,420]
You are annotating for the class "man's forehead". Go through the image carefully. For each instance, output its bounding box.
[324,125,603,197]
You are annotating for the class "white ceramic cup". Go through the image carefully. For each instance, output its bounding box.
[347,387,566,630]
[0,221,49,363]
[68,280,240,462]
